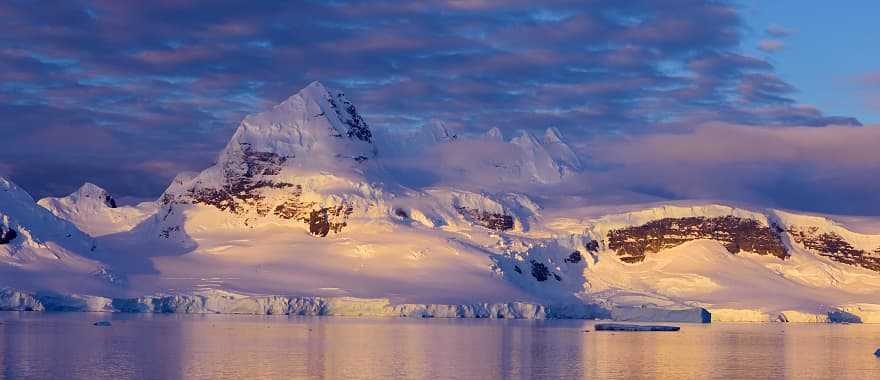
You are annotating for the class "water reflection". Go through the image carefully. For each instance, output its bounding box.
[2,313,880,379]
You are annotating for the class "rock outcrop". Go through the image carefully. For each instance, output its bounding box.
[787,226,880,272]
[456,206,514,231]
[0,226,16,244]
[607,216,788,263]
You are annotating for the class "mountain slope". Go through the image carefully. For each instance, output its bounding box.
[38,183,156,237]
[532,204,880,321]
[4,82,880,322]
[0,177,121,294]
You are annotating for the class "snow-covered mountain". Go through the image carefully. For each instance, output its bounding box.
[150,81,387,241]
[1,177,122,295]
[376,121,584,189]
[5,81,880,322]
[536,203,880,321]
[38,183,155,236]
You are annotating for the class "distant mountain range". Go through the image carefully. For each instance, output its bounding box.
[3,82,880,322]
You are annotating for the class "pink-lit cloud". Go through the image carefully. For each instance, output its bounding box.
[758,39,785,52]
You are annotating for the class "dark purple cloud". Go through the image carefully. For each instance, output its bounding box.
[0,0,862,201]
[585,123,880,215]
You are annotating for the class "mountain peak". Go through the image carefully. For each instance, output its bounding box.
[1,176,95,254]
[540,128,582,171]
[0,176,34,204]
[276,80,372,144]
[218,81,377,174]
[511,130,541,148]
[290,80,332,105]
[483,127,504,142]
[70,183,117,208]
[543,127,564,144]
[424,119,458,143]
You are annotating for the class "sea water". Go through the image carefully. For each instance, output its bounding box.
[1,312,879,379]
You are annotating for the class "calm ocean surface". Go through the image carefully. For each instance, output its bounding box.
[1,312,879,379]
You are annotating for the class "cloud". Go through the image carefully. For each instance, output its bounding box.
[0,163,13,177]
[0,0,862,202]
[850,71,880,111]
[758,39,785,52]
[766,24,795,37]
[858,72,880,86]
[758,24,793,53]
[586,123,880,215]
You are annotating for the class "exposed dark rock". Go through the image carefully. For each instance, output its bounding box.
[607,216,788,263]
[273,186,308,220]
[553,273,562,281]
[564,251,582,264]
[103,194,117,208]
[531,261,550,282]
[327,93,372,143]
[167,144,353,237]
[788,226,880,272]
[179,144,293,215]
[223,143,289,181]
[585,239,600,253]
[309,209,331,237]
[513,265,522,274]
[159,225,180,239]
[827,309,862,323]
[93,321,112,327]
[274,190,353,237]
[394,209,409,219]
[456,207,514,231]
[0,226,17,244]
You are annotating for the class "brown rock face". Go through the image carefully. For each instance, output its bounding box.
[166,144,353,237]
[607,216,788,263]
[272,185,354,237]
[787,226,880,272]
[456,207,514,231]
[162,143,294,215]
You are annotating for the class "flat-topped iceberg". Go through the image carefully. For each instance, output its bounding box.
[595,323,680,332]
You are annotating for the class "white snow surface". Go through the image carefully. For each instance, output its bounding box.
[38,183,156,236]
[4,82,880,321]
[0,177,118,295]
[222,80,376,171]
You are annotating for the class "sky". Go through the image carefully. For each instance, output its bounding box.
[0,0,878,214]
